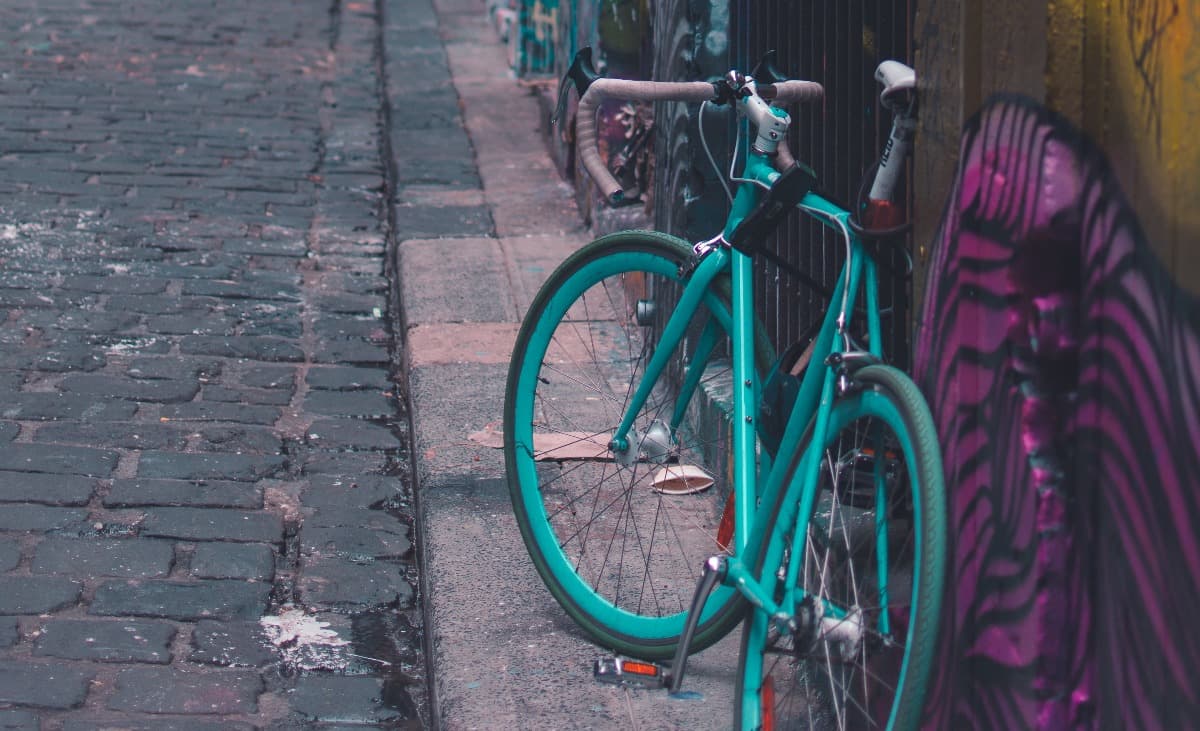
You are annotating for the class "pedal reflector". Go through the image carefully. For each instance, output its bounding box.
[621,660,660,677]
[593,656,668,689]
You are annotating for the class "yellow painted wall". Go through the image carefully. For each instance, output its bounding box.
[916,0,1200,292]
[1074,0,1200,289]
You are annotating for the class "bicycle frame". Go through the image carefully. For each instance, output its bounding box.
[607,142,887,608]
[521,50,931,729]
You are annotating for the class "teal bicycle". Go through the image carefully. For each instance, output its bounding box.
[504,48,946,730]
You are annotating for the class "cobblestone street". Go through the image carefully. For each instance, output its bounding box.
[0,0,1179,728]
[0,0,433,727]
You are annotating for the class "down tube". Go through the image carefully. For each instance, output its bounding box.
[611,248,729,449]
[730,248,758,554]
[747,246,865,571]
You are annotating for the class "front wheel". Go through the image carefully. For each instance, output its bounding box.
[736,365,946,730]
[504,230,772,659]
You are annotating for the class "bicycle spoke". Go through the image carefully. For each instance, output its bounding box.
[559,469,637,555]
[539,361,625,408]
[824,662,883,729]
[571,463,629,585]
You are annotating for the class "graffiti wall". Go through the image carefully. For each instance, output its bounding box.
[911,3,1200,726]
[501,0,653,227]
[914,94,1200,729]
[1051,0,1200,288]
[915,0,1200,295]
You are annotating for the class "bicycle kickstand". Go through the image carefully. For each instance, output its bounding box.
[591,555,727,694]
[666,555,727,694]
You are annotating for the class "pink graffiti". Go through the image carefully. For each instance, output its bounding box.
[915,96,1200,729]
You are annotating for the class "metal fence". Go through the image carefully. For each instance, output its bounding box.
[644,1,914,365]
[727,0,914,365]
[515,0,915,364]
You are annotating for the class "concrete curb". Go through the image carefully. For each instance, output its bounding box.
[386,0,742,728]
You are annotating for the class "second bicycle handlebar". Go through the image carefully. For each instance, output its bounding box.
[575,77,824,205]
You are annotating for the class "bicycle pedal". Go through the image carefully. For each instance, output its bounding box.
[593,656,668,689]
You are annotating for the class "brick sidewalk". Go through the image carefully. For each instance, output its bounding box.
[403,1,741,728]
[0,0,426,727]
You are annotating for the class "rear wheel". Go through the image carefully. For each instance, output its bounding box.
[736,365,946,730]
[505,230,772,659]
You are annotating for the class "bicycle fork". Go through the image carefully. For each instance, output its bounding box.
[606,247,730,460]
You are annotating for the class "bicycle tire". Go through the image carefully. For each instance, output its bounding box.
[734,364,946,730]
[504,230,772,659]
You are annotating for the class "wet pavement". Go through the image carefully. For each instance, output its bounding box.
[0,0,426,727]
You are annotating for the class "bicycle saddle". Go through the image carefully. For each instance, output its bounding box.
[875,60,915,104]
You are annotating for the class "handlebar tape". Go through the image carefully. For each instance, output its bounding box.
[576,79,718,204]
[576,78,824,205]
[759,80,824,104]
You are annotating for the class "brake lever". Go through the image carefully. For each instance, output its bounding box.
[552,47,602,127]
[750,49,788,85]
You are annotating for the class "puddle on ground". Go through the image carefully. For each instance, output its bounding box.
[351,609,423,721]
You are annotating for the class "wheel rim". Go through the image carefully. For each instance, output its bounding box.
[759,389,922,730]
[510,246,740,641]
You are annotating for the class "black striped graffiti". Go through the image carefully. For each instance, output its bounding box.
[914,95,1200,730]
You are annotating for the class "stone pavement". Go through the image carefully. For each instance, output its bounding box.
[0,0,742,727]
[0,0,425,727]
[405,2,740,729]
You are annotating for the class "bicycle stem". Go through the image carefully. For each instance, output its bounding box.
[740,80,791,156]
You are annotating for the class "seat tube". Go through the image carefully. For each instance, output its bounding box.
[730,248,758,553]
[863,253,884,358]
[723,151,775,555]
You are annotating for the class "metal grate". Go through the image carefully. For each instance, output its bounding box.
[729,0,913,366]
